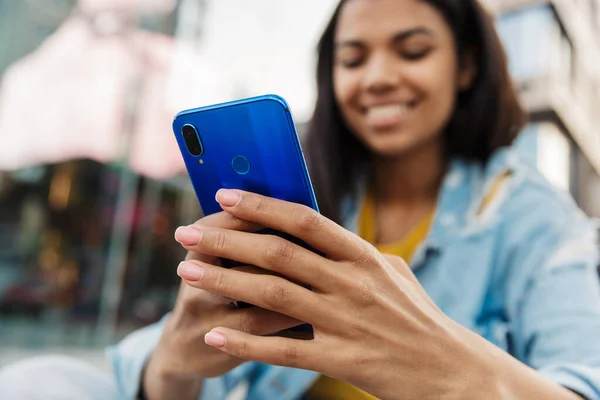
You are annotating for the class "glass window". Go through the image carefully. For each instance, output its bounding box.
[496,4,573,84]
[536,123,572,192]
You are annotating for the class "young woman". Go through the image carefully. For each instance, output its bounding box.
[1,1,598,399]
[128,1,600,399]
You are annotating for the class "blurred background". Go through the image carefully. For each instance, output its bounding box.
[0,0,599,370]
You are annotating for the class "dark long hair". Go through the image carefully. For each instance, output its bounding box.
[304,0,526,224]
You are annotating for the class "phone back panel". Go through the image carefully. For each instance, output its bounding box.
[173,95,318,217]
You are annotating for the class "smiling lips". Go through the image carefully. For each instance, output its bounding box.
[364,103,415,129]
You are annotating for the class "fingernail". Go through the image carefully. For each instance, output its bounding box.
[175,226,202,246]
[177,262,204,281]
[205,331,226,347]
[216,189,241,207]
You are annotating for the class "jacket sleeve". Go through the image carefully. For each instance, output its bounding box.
[106,313,260,400]
[509,215,600,400]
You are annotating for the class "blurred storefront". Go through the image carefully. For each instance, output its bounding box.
[0,0,599,353]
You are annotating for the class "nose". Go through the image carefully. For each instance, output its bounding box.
[362,52,401,93]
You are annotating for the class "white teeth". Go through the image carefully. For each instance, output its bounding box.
[367,104,410,119]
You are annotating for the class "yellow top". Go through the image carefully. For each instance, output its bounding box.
[305,171,511,400]
[358,191,435,265]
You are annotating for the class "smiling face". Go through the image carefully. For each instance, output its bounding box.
[333,0,474,158]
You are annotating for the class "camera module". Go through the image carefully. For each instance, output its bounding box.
[182,124,203,156]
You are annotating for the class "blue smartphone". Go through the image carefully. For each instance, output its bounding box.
[173,94,318,332]
[173,94,318,217]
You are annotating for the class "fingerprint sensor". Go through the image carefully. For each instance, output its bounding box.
[232,155,251,175]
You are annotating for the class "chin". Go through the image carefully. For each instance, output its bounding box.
[363,136,421,159]
[358,127,442,159]
[372,146,414,159]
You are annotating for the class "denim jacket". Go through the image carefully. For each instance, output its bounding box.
[107,147,600,400]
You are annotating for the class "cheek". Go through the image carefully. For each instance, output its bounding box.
[333,69,359,109]
[406,60,458,127]
[425,54,459,103]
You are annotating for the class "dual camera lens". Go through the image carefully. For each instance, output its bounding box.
[182,124,203,156]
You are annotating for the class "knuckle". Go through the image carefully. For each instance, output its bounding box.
[262,281,292,309]
[250,196,269,215]
[232,340,250,360]
[210,230,227,252]
[297,209,325,233]
[277,345,299,367]
[345,348,374,380]
[213,269,229,293]
[263,237,296,265]
[355,243,378,267]
[354,277,378,307]
[348,317,370,336]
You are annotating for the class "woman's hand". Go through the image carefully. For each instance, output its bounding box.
[142,211,302,400]
[174,189,493,400]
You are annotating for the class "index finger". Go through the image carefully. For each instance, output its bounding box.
[191,211,263,232]
[178,211,264,263]
[214,189,369,261]
[174,265,270,312]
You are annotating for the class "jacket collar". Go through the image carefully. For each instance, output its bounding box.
[341,147,518,268]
